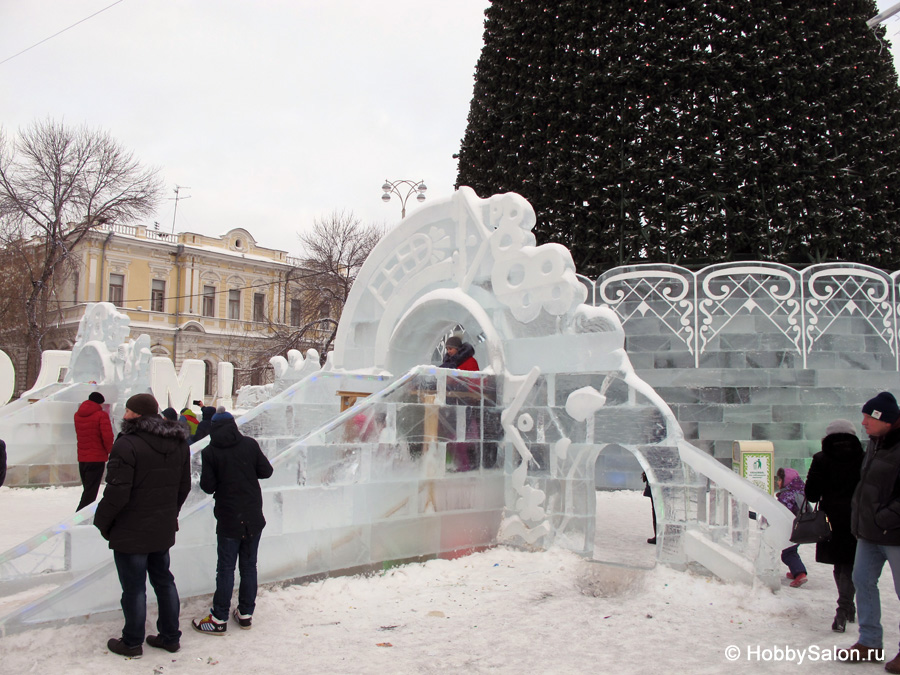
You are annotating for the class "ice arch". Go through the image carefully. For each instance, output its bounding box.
[334,187,586,376]
[386,289,504,374]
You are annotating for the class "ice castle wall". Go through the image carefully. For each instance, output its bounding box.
[584,262,900,488]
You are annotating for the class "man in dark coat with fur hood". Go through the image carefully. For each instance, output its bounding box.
[192,407,273,635]
[94,393,191,658]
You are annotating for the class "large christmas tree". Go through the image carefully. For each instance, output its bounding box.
[456,1,900,275]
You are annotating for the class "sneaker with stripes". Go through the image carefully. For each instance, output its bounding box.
[233,609,252,630]
[192,612,227,635]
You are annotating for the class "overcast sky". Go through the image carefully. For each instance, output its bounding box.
[2,1,898,258]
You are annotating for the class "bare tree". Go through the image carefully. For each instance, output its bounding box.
[247,211,382,369]
[0,226,33,377]
[0,119,162,384]
[296,211,383,357]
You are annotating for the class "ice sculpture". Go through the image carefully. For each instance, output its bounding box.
[0,303,200,476]
[18,350,72,399]
[149,357,206,411]
[0,189,793,634]
[0,304,153,477]
[235,348,322,408]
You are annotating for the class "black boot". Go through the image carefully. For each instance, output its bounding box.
[832,609,848,633]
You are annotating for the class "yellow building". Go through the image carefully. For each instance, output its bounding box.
[44,223,319,399]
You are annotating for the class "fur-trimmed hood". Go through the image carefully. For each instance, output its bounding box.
[120,415,191,441]
[440,342,476,369]
[96,412,192,554]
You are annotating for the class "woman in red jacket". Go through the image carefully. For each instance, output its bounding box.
[74,391,114,511]
[440,336,480,471]
[440,336,479,371]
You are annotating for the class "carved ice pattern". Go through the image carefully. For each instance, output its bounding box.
[592,263,900,370]
[697,266,801,359]
[370,228,452,307]
[488,194,585,322]
[598,268,695,355]
[805,268,896,366]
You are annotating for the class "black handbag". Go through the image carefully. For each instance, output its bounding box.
[789,498,832,544]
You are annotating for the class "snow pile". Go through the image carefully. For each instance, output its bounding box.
[1,487,897,674]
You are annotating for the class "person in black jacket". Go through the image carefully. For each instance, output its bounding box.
[0,438,6,487]
[192,405,217,444]
[805,419,864,633]
[845,392,900,668]
[192,407,273,635]
[94,393,191,658]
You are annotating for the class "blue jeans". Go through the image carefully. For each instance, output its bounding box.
[212,532,262,621]
[781,545,806,578]
[113,550,181,646]
[852,539,900,649]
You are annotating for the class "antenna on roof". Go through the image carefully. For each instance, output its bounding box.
[169,185,192,233]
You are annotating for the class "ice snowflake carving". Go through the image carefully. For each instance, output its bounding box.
[487,194,586,323]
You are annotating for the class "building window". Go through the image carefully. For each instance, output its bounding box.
[151,279,165,312]
[290,298,302,327]
[228,289,241,319]
[109,273,124,307]
[253,293,265,322]
[202,285,216,317]
[204,359,214,399]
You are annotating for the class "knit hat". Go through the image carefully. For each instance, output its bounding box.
[211,405,233,422]
[445,336,463,349]
[825,419,857,437]
[161,407,178,421]
[125,393,159,417]
[862,391,900,424]
[88,392,105,404]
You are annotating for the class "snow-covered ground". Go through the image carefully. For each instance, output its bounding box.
[1,486,899,674]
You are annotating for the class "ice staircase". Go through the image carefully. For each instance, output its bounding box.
[0,366,505,633]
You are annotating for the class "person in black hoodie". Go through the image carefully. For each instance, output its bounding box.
[192,406,217,443]
[192,407,273,635]
[94,393,191,658]
[805,419,864,633]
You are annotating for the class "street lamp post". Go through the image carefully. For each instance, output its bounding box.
[381,179,427,219]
